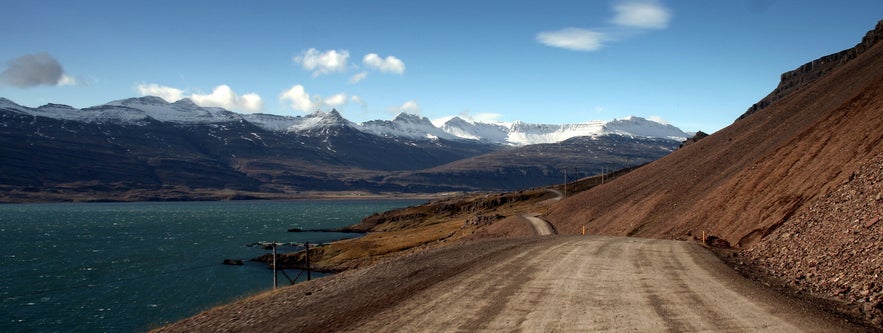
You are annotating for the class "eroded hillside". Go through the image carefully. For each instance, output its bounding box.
[544,20,883,326]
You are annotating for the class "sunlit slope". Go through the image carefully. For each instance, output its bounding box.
[546,21,883,247]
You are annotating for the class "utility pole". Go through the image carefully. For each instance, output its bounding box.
[272,241,278,290]
[305,242,312,281]
[563,168,567,198]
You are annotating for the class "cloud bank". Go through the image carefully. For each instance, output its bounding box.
[279,84,348,113]
[137,83,263,113]
[537,0,671,52]
[1,52,75,88]
[292,48,406,84]
[191,85,263,113]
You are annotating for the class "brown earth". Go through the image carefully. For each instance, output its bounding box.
[154,236,869,333]
[545,20,883,326]
[261,188,560,272]
[156,18,883,333]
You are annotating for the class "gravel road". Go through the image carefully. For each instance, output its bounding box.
[521,214,555,236]
[155,236,864,332]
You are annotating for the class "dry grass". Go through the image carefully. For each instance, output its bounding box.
[270,171,631,272]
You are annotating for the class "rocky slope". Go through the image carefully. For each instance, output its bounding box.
[741,153,883,326]
[545,20,883,326]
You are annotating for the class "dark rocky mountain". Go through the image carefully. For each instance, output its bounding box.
[0,97,684,201]
[383,135,680,191]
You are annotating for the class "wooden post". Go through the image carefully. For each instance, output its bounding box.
[581,225,586,235]
[272,241,278,290]
[305,242,312,281]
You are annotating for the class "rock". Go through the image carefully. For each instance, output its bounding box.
[703,235,731,249]
[223,259,244,266]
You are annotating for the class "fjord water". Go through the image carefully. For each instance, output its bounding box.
[0,199,423,332]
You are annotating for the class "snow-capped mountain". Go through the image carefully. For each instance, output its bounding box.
[361,113,458,140]
[438,116,688,145]
[0,96,688,199]
[0,96,689,146]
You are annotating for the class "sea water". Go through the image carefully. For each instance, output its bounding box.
[0,199,423,332]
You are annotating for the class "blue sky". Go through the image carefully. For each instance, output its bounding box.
[1,1,881,133]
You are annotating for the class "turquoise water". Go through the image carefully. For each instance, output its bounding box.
[0,199,423,332]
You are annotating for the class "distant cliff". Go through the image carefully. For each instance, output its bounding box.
[740,20,883,119]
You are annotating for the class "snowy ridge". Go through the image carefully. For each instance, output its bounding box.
[102,97,240,124]
[0,96,689,145]
[437,117,509,142]
[361,113,457,140]
[603,116,688,141]
[0,97,28,113]
[439,116,688,145]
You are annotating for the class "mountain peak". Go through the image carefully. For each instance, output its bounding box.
[0,97,26,111]
[107,96,170,107]
[171,98,200,109]
[393,112,428,123]
[328,109,345,121]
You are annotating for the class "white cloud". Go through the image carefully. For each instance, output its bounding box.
[324,93,348,107]
[190,85,264,113]
[363,53,405,74]
[279,84,348,112]
[293,48,350,77]
[610,0,671,29]
[349,71,368,84]
[137,83,185,102]
[388,100,420,114]
[537,0,672,52]
[137,83,262,113]
[279,84,315,112]
[647,115,670,124]
[536,28,608,51]
[457,110,504,123]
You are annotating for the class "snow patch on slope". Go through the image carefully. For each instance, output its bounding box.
[361,113,456,140]
[438,116,688,145]
[0,96,690,145]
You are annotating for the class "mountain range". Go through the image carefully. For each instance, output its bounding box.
[0,96,688,201]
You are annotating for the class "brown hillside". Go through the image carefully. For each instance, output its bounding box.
[545,19,883,325]
[546,20,883,246]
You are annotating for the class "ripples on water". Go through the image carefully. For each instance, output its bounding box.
[0,199,423,332]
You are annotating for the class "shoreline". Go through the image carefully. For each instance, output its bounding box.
[0,190,459,204]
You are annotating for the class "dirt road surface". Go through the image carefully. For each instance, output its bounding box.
[155,236,865,332]
[521,214,555,236]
